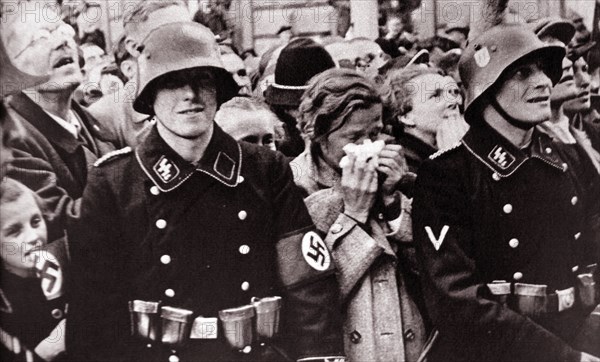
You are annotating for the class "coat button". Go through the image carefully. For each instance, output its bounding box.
[404,329,415,341]
[165,289,175,298]
[238,211,247,220]
[156,219,167,229]
[241,281,250,291]
[378,213,385,220]
[51,308,63,319]
[239,245,250,254]
[150,186,160,195]
[562,163,568,171]
[574,232,581,240]
[160,255,172,264]
[545,147,552,154]
[571,196,578,205]
[503,204,513,214]
[572,265,580,272]
[508,238,519,248]
[513,272,523,280]
[349,330,362,344]
[169,354,180,362]
[237,176,245,183]
[331,224,343,234]
[492,173,501,181]
[242,346,252,354]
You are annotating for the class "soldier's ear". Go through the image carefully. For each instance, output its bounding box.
[124,38,142,58]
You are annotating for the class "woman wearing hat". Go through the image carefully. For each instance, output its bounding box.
[413,23,600,362]
[292,68,427,362]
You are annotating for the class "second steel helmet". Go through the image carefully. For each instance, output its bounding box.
[134,22,239,115]
[459,24,565,122]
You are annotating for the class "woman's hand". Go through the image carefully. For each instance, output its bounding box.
[377,144,408,205]
[341,152,378,224]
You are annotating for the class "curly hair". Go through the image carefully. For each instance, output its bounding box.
[297,68,382,164]
[383,64,445,118]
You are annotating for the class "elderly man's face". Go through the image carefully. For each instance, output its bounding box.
[1,4,83,91]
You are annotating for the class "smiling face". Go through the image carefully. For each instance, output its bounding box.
[563,57,592,114]
[153,69,218,140]
[321,103,384,167]
[1,190,47,278]
[1,6,83,92]
[493,59,553,124]
[401,73,462,146]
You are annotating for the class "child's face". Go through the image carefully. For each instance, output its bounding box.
[0,192,47,277]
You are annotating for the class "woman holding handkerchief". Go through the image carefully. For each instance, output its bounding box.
[291,68,428,362]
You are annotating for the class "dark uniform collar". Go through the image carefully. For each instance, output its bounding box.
[462,121,567,177]
[135,123,242,192]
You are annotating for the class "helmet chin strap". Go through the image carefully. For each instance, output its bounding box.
[489,96,538,130]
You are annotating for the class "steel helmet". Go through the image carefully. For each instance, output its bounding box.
[134,22,239,115]
[459,24,565,122]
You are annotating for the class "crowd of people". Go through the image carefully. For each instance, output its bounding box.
[0,0,599,361]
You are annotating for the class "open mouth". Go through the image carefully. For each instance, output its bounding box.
[178,107,204,115]
[527,95,550,103]
[53,56,75,69]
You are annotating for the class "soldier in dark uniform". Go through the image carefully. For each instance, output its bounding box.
[67,22,345,362]
[413,24,600,362]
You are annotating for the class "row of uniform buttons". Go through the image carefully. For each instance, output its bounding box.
[149,181,253,298]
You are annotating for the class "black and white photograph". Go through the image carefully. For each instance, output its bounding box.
[0,0,599,361]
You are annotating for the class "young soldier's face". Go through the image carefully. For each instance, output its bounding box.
[494,59,553,124]
[153,69,218,140]
[0,192,47,278]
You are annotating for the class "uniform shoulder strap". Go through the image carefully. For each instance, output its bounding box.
[94,146,133,167]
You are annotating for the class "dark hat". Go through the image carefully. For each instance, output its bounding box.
[264,38,335,107]
[1,37,49,97]
[529,17,576,46]
[567,31,597,60]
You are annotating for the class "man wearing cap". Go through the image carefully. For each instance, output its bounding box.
[264,38,336,157]
[67,22,345,362]
[413,24,600,362]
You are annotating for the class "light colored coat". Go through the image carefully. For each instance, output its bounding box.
[291,151,426,362]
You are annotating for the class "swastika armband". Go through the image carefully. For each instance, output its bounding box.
[277,228,335,288]
[32,238,69,300]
